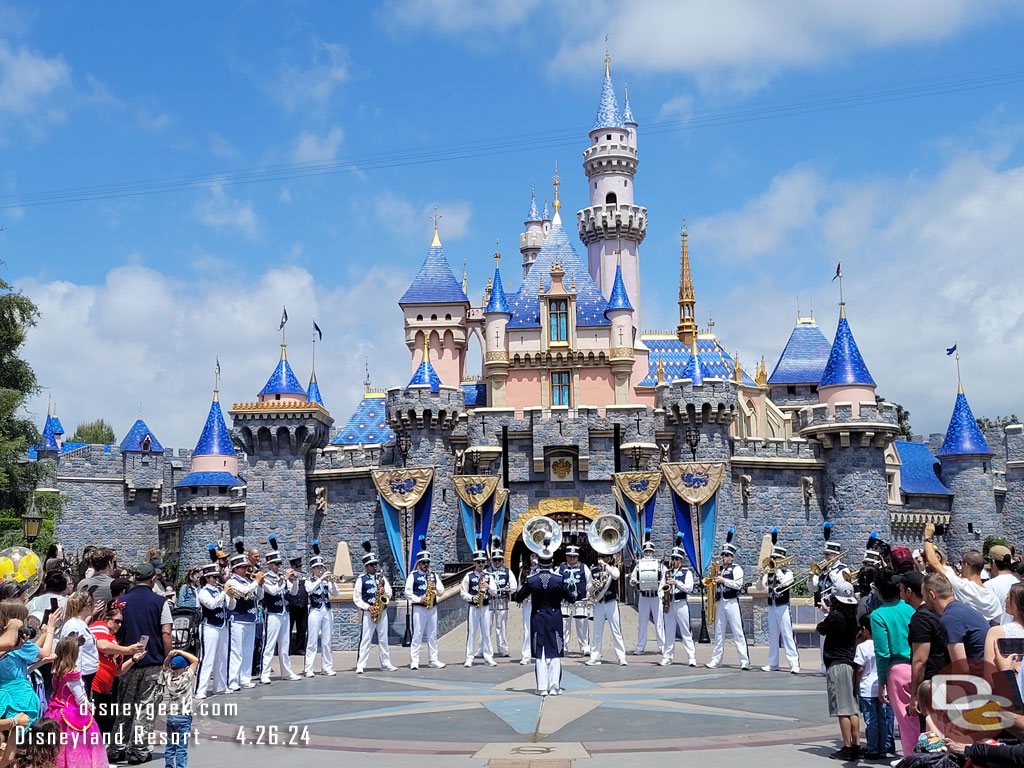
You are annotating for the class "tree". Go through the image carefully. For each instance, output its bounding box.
[876,394,913,439]
[69,419,116,445]
[976,415,1020,431]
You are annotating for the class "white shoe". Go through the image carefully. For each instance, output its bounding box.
[619,659,629,666]
[195,693,207,700]
[705,661,719,669]
[688,659,696,667]
[259,677,271,685]
[520,658,530,665]
[286,674,301,681]
[760,665,774,672]
[354,668,363,675]
[584,659,600,666]
[659,659,671,666]
[540,690,548,697]
[790,667,800,674]
[740,663,751,670]
[429,661,446,669]
[550,688,562,696]
[485,660,497,667]
[324,670,338,676]
[382,665,397,672]
[305,671,315,678]
[464,660,473,667]
[410,664,419,670]
[241,682,256,689]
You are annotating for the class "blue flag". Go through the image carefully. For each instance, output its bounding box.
[313,320,322,341]
[832,262,842,281]
[215,356,221,377]
[946,343,957,356]
[278,306,288,330]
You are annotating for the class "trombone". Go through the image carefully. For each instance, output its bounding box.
[759,554,796,573]
[807,550,848,577]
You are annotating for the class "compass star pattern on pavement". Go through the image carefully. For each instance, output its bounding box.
[259,668,820,740]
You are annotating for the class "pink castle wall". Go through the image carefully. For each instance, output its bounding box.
[506,370,542,411]
[579,368,615,407]
[818,384,876,416]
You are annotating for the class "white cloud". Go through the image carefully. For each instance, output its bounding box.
[0,38,71,138]
[19,262,411,449]
[192,185,264,241]
[382,0,545,33]
[208,131,238,159]
[371,192,472,243]
[265,38,349,113]
[135,107,172,133]
[291,126,344,164]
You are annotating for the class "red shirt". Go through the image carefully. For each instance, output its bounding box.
[90,621,118,694]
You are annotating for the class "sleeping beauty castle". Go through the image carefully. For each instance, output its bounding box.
[32,56,1023,645]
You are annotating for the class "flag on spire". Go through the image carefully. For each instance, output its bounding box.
[946,343,957,356]
[313,320,322,341]
[279,306,288,330]
[832,262,842,281]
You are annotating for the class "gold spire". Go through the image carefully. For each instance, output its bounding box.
[676,220,698,345]
[604,34,611,77]
[494,240,501,266]
[424,334,431,363]
[552,162,561,214]
[755,354,768,387]
[954,346,963,394]
[213,360,220,403]
[364,356,371,393]
[431,206,442,247]
[657,352,665,383]
[733,351,742,383]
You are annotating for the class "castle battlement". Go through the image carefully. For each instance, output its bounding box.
[799,401,898,434]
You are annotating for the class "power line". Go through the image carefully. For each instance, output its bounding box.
[1,68,1022,211]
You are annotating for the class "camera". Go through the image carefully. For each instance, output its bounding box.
[17,626,36,642]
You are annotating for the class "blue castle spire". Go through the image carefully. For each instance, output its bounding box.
[592,55,624,131]
[40,414,61,451]
[120,419,163,452]
[307,372,324,407]
[194,394,235,457]
[485,257,510,314]
[259,346,306,398]
[681,340,705,387]
[938,391,991,457]
[819,314,875,388]
[605,263,633,314]
[542,198,550,221]
[406,338,441,393]
[527,189,540,223]
[622,84,636,125]
[399,226,469,305]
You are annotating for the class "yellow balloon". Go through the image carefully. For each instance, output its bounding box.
[0,558,13,580]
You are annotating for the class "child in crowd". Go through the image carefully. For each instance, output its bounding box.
[854,613,895,760]
[159,649,198,768]
[9,717,61,768]
[43,636,108,768]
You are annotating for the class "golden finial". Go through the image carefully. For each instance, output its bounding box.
[570,275,576,292]
[733,351,742,383]
[424,334,431,362]
[364,356,371,394]
[552,162,561,213]
[657,352,665,383]
[604,34,611,77]
[494,239,501,266]
[755,354,768,387]
[624,82,629,100]
[462,259,468,295]
[430,206,442,247]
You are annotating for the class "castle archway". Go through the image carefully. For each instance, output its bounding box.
[505,497,602,575]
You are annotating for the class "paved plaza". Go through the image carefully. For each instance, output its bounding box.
[182,606,839,767]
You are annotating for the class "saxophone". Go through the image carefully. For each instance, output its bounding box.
[474,575,488,609]
[422,572,437,609]
[661,581,672,613]
[702,560,720,624]
[369,573,388,623]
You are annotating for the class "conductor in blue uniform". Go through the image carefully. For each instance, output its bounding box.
[512,534,576,697]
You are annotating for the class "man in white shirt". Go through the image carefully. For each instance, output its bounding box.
[923,523,1001,625]
[984,545,1019,624]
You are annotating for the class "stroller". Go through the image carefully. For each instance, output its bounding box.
[170,606,201,654]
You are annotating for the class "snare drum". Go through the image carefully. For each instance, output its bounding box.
[490,594,509,612]
[637,557,661,592]
[572,600,593,620]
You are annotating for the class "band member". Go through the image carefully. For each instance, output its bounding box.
[706,529,750,670]
[758,529,800,674]
[305,540,342,676]
[196,545,228,699]
[630,533,667,656]
[519,553,539,665]
[460,538,497,667]
[558,536,591,655]
[660,535,696,667]
[586,554,628,666]
[488,538,517,658]
[810,522,847,673]
[287,555,308,655]
[260,535,301,683]
[512,534,576,696]
[350,539,394,675]
[226,538,264,690]
[247,546,265,680]
[404,536,446,670]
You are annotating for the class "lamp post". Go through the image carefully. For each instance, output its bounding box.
[22,493,42,546]
[685,427,711,643]
[630,443,643,472]
[394,430,413,647]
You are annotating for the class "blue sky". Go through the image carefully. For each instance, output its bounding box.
[3,0,1024,447]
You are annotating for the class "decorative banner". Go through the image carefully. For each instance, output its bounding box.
[662,462,726,577]
[371,467,435,580]
[453,475,501,551]
[612,472,662,556]
[492,487,510,547]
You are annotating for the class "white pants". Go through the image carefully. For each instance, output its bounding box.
[710,598,749,666]
[635,595,667,653]
[766,603,800,669]
[662,599,696,664]
[353,610,389,672]
[410,605,439,665]
[305,607,336,674]
[521,600,532,661]
[466,606,493,664]
[228,619,256,688]
[261,611,294,679]
[197,623,228,695]
[535,652,562,694]
[492,609,509,655]
[590,600,626,663]
[563,615,590,654]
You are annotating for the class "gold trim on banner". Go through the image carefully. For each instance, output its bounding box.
[452,475,501,511]
[661,462,726,506]
[504,498,600,567]
[493,487,509,519]
[371,467,435,510]
[613,472,662,507]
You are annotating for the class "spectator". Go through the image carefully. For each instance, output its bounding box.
[108,563,172,766]
[0,600,59,726]
[913,549,926,572]
[57,591,103,695]
[854,613,892,761]
[42,636,108,768]
[26,572,69,628]
[985,582,1024,697]
[923,523,1001,624]
[9,717,60,768]
[923,571,990,662]
[177,569,201,609]
[110,577,133,602]
[855,567,881,622]
[159,650,199,768]
[816,578,861,761]
[870,570,917,757]
[78,548,117,608]
[89,601,144,739]
[900,570,951,721]
[986,545,1020,625]
[78,546,96,582]
[0,583,29,604]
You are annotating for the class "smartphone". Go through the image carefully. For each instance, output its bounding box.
[40,598,59,626]
[997,637,1024,656]
[138,634,149,648]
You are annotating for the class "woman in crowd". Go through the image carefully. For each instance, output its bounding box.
[57,592,102,696]
[176,569,200,609]
[984,582,1024,696]
[88,602,145,737]
[43,636,107,768]
[0,600,59,726]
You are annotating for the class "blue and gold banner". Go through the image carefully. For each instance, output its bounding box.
[371,467,435,580]
[661,462,725,577]
[453,475,501,551]
[612,472,662,557]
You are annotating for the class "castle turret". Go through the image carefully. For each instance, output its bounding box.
[307,321,325,407]
[605,258,635,404]
[483,252,511,406]
[399,221,471,387]
[120,418,165,497]
[816,306,876,416]
[578,54,647,333]
[520,186,545,279]
[937,370,996,556]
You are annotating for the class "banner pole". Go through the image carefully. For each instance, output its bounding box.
[694,501,711,644]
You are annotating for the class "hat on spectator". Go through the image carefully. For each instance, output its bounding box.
[169,655,189,670]
[150,559,165,572]
[989,545,1012,567]
[896,570,923,593]
[135,562,156,580]
[832,578,857,605]
[890,546,914,574]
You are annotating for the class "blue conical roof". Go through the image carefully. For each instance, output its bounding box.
[485,263,510,314]
[938,392,992,457]
[40,414,60,451]
[307,374,324,407]
[623,92,636,125]
[681,345,705,386]
[527,193,540,223]
[406,359,441,393]
[819,315,875,388]
[120,419,163,452]
[194,398,235,457]
[593,64,624,131]
[398,241,469,305]
[258,352,306,397]
[768,319,832,385]
[542,200,550,220]
[605,264,632,314]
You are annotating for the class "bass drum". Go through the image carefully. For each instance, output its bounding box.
[636,557,661,592]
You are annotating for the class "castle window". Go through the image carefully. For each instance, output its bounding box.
[445,313,451,320]
[787,385,796,396]
[431,314,437,321]
[141,435,151,452]
[605,192,617,204]
[416,314,423,321]
[624,180,628,187]
[606,134,611,140]
[551,371,571,406]
[549,299,568,342]
[275,394,280,401]
[219,486,227,494]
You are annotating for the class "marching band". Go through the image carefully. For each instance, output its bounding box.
[404,536,446,670]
